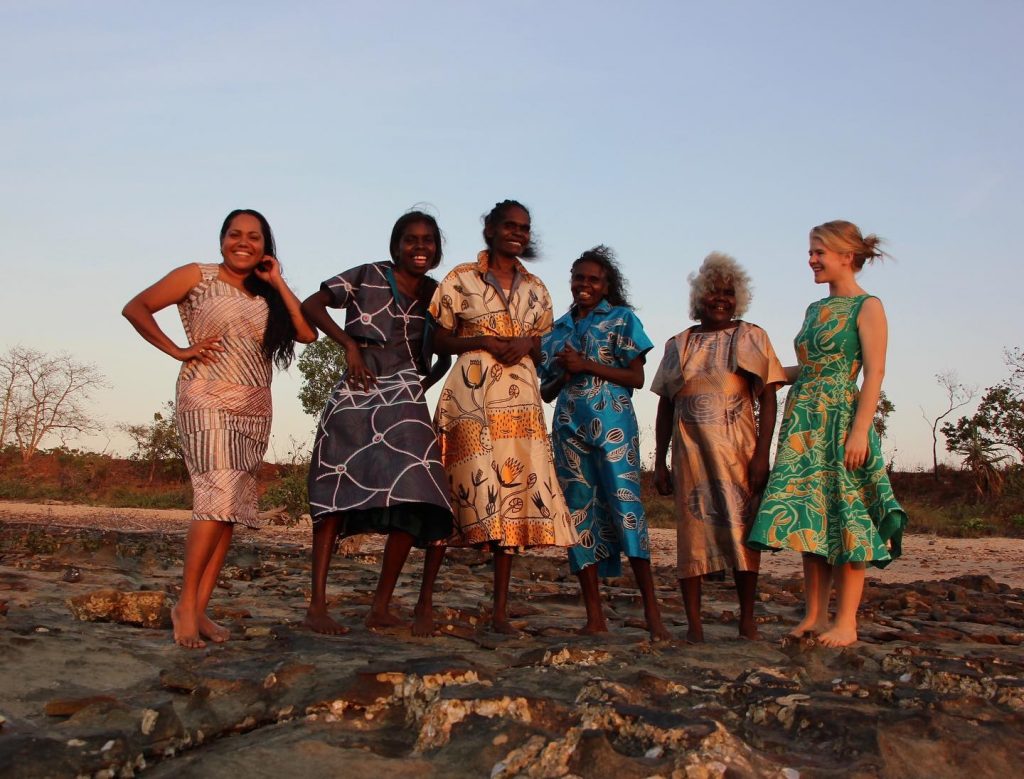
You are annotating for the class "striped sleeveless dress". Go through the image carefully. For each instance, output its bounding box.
[176,263,272,527]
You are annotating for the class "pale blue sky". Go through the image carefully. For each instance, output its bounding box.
[2,1,1021,468]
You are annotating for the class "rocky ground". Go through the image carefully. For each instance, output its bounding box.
[1,510,1023,778]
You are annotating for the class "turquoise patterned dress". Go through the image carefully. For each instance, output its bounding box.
[540,300,653,577]
[747,295,906,567]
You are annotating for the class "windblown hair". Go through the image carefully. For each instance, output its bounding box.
[389,210,444,269]
[688,251,752,321]
[220,209,297,370]
[811,220,886,271]
[482,199,538,259]
[572,245,633,310]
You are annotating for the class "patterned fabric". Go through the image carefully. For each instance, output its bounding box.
[176,263,272,527]
[651,323,786,577]
[430,251,576,548]
[747,295,906,567]
[539,300,653,576]
[307,262,453,545]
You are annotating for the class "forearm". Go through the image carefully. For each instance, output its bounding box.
[433,329,490,356]
[654,396,673,465]
[122,302,185,361]
[754,387,778,460]
[301,295,357,353]
[578,359,644,389]
[783,365,800,384]
[851,368,884,436]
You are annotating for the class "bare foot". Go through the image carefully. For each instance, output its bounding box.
[738,617,761,641]
[303,607,350,635]
[819,624,857,647]
[647,618,672,643]
[172,604,206,649]
[787,616,829,638]
[365,609,407,630]
[412,605,435,637]
[576,618,609,635]
[491,616,521,635]
[686,626,704,644]
[198,614,230,643]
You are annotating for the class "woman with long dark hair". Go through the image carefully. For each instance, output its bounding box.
[123,209,316,648]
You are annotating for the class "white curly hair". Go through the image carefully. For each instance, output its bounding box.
[687,251,753,320]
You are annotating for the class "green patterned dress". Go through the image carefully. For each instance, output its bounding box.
[747,295,906,567]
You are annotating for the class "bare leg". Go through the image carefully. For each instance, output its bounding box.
[790,554,833,636]
[628,557,671,641]
[679,575,704,643]
[366,530,415,628]
[733,569,760,640]
[575,564,608,634]
[173,520,230,649]
[820,562,865,647]
[491,549,518,634]
[412,544,447,637]
[303,514,348,635]
[195,522,234,642]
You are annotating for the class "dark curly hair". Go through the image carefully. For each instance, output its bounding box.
[482,199,537,259]
[572,245,632,310]
[219,209,297,370]
[389,210,443,269]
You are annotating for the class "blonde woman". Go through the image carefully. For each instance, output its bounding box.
[747,221,907,647]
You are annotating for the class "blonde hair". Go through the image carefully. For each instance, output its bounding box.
[811,220,885,271]
[688,251,752,320]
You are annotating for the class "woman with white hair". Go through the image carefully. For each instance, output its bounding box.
[651,252,786,642]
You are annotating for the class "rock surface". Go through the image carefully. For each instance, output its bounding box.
[1,520,1022,778]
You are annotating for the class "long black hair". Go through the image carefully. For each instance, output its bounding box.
[572,245,633,309]
[219,209,297,370]
[482,199,538,259]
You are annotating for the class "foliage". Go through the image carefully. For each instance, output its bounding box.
[119,400,187,483]
[920,370,975,478]
[0,345,108,461]
[259,439,311,523]
[297,339,346,417]
[873,390,895,439]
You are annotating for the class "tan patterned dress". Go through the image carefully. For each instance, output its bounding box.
[176,263,272,527]
[651,322,786,578]
[430,252,576,548]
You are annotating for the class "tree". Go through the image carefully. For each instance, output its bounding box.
[921,371,975,479]
[297,339,346,417]
[873,390,895,439]
[120,400,186,483]
[941,348,1024,463]
[944,421,1011,497]
[0,346,108,462]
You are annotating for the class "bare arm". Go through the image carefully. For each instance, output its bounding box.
[433,327,534,366]
[256,257,317,343]
[557,347,646,390]
[845,297,888,471]
[782,365,800,384]
[301,289,377,390]
[653,395,674,496]
[749,383,780,495]
[122,264,224,365]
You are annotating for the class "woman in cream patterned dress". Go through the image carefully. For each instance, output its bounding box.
[123,209,316,648]
[431,199,576,634]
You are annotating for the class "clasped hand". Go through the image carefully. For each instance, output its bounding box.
[484,336,534,366]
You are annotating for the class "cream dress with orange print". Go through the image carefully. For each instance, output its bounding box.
[430,251,576,548]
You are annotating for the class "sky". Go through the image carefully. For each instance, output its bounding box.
[2,0,1021,469]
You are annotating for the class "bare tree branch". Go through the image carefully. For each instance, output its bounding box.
[920,370,976,479]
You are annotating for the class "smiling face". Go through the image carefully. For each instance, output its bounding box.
[697,278,737,330]
[220,213,266,273]
[808,236,853,285]
[394,220,437,277]
[570,260,608,316]
[485,205,531,258]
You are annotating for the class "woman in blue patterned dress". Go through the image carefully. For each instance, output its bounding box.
[301,211,454,637]
[540,246,670,641]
